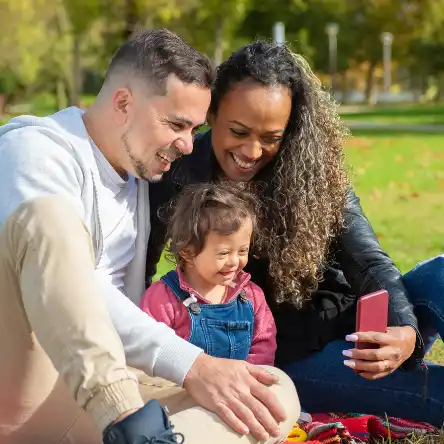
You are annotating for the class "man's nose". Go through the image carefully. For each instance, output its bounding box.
[175,132,193,155]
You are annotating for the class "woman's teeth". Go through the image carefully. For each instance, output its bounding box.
[231,153,257,169]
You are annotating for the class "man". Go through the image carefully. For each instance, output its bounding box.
[0,29,299,444]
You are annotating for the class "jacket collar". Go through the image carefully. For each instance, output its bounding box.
[170,130,219,187]
[176,266,251,304]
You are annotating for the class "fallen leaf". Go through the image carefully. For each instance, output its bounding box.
[371,188,382,200]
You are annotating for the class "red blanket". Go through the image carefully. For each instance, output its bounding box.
[284,413,438,443]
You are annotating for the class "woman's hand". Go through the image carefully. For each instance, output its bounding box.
[342,326,417,380]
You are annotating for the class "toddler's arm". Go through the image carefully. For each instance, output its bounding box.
[247,283,277,366]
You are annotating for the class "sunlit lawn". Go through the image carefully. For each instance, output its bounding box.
[346,130,444,364]
[340,103,444,126]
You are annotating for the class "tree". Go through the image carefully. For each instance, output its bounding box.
[62,0,102,106]
[0,0,58,110]
[406,0,444,100]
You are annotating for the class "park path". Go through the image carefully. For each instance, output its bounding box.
[345,121,444,133]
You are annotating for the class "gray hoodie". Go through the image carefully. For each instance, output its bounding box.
[0,106,202,384]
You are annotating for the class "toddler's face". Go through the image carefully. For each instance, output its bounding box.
[191,217,253,286]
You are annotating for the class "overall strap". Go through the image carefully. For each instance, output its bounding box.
[161,270,200,311]
[161,270,187,300]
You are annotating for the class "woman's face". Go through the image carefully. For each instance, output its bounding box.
[210,80,292,181]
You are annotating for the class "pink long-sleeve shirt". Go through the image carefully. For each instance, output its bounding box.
[140,269,277,365]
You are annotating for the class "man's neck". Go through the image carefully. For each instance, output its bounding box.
[82,107,125,178]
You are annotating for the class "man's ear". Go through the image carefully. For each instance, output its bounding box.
[206,110,214,127]
[112,87,133,125]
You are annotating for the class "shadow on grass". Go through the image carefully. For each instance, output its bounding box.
[341,104,444,119]
[349,129,444,138]
[370,431,444,443]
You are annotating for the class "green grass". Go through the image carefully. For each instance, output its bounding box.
[340,103,444,125]
[370,433,444,443]
[347,131,444,365]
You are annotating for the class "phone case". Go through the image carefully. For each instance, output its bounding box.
[355,290,388,349]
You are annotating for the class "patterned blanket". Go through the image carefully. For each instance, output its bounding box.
[284,413,438,443]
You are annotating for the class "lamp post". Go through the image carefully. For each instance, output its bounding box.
[325,22,339,91]
[381,32,393,94]
[273,22,285,46]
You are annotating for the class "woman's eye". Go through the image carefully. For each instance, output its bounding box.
[263,136,282,144]
[230,128,248,138]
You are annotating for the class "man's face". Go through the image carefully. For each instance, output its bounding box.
[116,74,211,182]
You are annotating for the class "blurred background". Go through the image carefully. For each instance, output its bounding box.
[1,0,444,113]
[1,0,443,361]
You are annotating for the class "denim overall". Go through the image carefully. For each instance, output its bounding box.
[161,270,254,360]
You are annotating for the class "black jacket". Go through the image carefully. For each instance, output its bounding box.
[146,131,424,368]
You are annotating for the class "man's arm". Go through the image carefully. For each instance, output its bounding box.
[96,271,202,385]
[0,128,203,385]
[0,128,86,223]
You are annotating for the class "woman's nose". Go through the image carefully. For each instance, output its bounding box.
[240,140,262,160]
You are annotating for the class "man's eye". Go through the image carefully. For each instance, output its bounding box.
[171,122,184,131]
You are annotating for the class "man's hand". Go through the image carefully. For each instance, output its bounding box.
[342,326,417,379]
[183,354,286,441]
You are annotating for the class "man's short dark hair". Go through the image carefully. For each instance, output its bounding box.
[105,28,214,93]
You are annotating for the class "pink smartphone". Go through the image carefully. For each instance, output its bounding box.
[355,289,388,349]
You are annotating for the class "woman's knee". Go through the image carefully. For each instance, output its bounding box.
[404,255,444,303]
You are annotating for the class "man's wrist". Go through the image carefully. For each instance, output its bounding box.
[183,352,207,389]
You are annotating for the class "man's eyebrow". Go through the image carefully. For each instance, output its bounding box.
[171,116,194,127]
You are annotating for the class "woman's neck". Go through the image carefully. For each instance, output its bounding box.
[181,267,227,304]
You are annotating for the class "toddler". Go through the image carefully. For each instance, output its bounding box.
[140,182,276,365]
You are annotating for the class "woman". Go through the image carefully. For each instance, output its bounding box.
[146,41,444,426]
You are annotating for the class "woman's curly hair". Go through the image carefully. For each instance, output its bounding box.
[210,41,350,308]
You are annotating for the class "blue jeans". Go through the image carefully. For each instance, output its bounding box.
[283,256,444,427]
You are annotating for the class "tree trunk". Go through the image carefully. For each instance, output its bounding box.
[340,71,349,104]
[214,21,224,66]
[0,95,6,115]
[434,73,444,103]
[364,61,377,105]
[123,0,138,40]
[56,78,69,110]
[71,34,82,107]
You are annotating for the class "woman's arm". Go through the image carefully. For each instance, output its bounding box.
[335,189,424,368]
